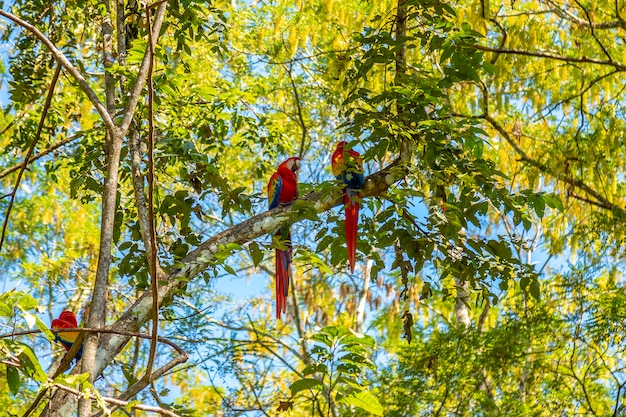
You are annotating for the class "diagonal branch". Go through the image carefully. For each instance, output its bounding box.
[480,113,625,216]
[0,10,117,135]
[473,44,626,71]
[0,65,61,254]
[573,0,614,62]
[0,134,81,180]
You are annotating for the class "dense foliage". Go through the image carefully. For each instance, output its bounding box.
[0,0,624,415]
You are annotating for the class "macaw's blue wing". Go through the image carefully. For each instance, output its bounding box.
[268,173,283,210]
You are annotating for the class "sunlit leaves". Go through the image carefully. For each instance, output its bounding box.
[290,326,382,415]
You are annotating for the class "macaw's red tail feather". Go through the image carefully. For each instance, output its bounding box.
[345,191,359,273]
[275,232,292,319]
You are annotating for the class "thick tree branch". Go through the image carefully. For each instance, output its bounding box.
[130,127,166,279]
[0,10,117,135]
[100,0,116,117]
[74,2,168,416]
[77,1,120,414]
[116,0,127,89]
[45,4,169,412]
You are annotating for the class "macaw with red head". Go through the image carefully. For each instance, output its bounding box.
[51,310,82,360]
[332,141,365,273]
[268,156,301,318]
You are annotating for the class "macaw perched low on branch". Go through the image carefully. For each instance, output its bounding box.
[332,141,365,273]
[268,156,301,318]
[51,310,82,360]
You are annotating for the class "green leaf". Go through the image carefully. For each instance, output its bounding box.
[223,264,237,276]
[302,363,328,376]
[6,365,20,395]
[34,315,56,341]
[529,278,541,300]
[292,199,320,221]
[53,372,90,386]
[121,364,138,386]
[248,241,264,268]
[339,353,376,370]
[311,345,329,355]
[289,378,323,395]
[16,293,38,310]
[543,193,563,211]
[340,390,384,416]
[312,332,333,348]
[486,240,512,259]
[17,344,46,383]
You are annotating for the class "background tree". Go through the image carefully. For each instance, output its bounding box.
[0,0,624,416]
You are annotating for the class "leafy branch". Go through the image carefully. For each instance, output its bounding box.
[37,159,407,414]
[0,10,116,135]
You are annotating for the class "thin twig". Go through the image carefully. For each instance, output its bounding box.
[0,134,82,180]
[573,0,614,62]
[286,63,309,160]
[0,64,61,254]
[92,352,188,417]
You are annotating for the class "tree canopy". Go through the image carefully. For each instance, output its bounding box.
[0,0,624,416]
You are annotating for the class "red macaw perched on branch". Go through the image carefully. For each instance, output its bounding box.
[51,310,82,360]
[332,141,365,273]
[268,157,301,318]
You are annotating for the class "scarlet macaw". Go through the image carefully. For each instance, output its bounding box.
[268,157,301,318]
[51,310,82,360]
[332,141,365,273]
